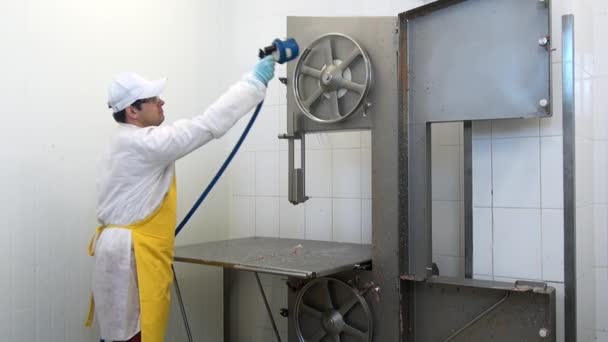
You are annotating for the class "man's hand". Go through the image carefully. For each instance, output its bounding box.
[251,56,276,86]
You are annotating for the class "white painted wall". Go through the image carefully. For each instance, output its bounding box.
[0,1,238,341]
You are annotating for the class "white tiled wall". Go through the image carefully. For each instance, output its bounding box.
[229,133,371,243]
[472,116,565,284]
[571,0,608,340]
[229,124,374,243]
[542,209,566,282]
[431,123,465,278]
[493,208,543,280]
[492,136,542,208]
[591,0,608,338]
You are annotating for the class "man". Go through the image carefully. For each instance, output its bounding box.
[86,56,275,342]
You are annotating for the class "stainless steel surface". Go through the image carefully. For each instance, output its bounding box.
[255,272,282,342]
[287,16,401,342]
[293,33,373,124]
[234,265,310,278]
[442,293,510,341]
[287,134,309,204]
[281,1,556,339]
[401,0,551,280]
[367,18,403,342]
[405,0,551,123]
[410,278,556,341]
[399,1,555,340]
[174,237,371,279]
[285,17,393,204]
[287,17,397,134]
[294,277,373,342]
[172,265,193,342]
[288,137,295,203]
[300,135,307,203]
[561,14,576,342]
[463,121,473,279]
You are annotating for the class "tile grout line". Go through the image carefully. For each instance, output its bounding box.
[540,133,545,280]
[490,120,495,281]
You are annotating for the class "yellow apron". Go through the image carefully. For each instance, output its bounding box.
[86,177,177,342]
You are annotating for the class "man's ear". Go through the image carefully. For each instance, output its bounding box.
[125,106,138,121]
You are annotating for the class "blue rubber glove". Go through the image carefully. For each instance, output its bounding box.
[251,56,275,86]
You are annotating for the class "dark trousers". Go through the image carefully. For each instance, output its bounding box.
[101,332,141,342]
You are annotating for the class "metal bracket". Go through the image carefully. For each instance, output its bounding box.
[362,101,372,117]
[280,132,309,205]
[441,292,511,342]
[513,280,549,293]
[409,278,556,341]
[278,133,296,140]
[354,261,372,271]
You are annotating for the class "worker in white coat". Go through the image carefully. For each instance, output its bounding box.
[85,56,276,342]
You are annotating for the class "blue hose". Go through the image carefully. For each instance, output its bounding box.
[174,101,264,236]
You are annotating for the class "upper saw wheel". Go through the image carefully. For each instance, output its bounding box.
[293,33,372,124]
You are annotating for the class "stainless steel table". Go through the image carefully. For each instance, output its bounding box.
[174,236,372,278]
[173,237,372,342]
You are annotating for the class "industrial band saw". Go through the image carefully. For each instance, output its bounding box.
[175,0,564,341]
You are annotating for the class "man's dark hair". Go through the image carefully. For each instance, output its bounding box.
[112,99,145,123]
[113,110,127,123]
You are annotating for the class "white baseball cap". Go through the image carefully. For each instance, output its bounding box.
[107,72,167,112]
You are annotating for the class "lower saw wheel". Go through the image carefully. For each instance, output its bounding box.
[294,277,373,342]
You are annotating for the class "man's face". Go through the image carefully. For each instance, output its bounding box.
[130,97,165,127]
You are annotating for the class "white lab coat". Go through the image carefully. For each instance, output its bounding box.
[92,74,266,341]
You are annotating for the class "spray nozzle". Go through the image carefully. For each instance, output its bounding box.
[259,38,300,64]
